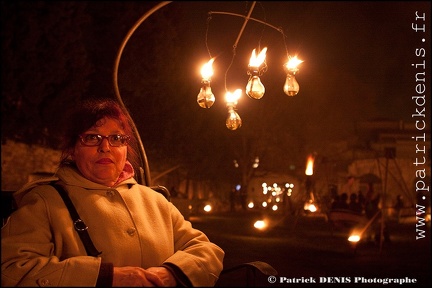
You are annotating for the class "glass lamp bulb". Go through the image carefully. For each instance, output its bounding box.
[246,75,265,99]
[283,73,299,96]
[226,107,242,130]
[197,84,215,108]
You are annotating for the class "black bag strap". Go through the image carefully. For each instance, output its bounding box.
[52,183,102,256]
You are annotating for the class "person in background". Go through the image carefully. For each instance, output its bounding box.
[330,194,340,210]
[357,190,366,211]
[363,184,390,243]
[394,194,404,221]
[339,193,349,209]
[348,192,363,213]
[1,98,224,287]
[331,193,349,210]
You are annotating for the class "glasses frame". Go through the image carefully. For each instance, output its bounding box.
[79,134,130,147]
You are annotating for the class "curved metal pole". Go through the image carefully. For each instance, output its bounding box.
[209,10,288,56]
[113,1,172,186]
[112,1,276,185]
[231,1,256,49]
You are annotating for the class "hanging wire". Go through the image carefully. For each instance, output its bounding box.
[256,1,291,60]
[224,48,236,92]
[205,13,213,59]
[281,29,290,60]
[255,1,267,74]
[204,1,292,93]
[232,2,256,49]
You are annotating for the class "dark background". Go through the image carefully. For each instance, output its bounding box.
[1,1,431,184]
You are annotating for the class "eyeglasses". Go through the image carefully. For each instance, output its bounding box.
[79,134,130,147]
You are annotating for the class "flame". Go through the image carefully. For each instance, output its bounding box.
[308,202,317,212]
[200,58,215,80]
[348,228,362,242]
[285,56,303,71]
[225,89,242,105]
[254,219,267,230]
[305,154,314,176]
[248,47,267,68]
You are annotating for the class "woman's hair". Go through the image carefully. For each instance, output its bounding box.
[59,98,140,174]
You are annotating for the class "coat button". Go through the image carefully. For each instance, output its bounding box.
[106,190,115,197]
[127,228,136,236]
[38,279,50,286]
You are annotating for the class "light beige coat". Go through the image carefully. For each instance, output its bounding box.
[2,166,224,286]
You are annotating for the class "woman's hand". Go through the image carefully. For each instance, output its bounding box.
[146,266,177,287]
[112,266,177,287]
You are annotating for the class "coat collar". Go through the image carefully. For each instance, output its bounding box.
[13,164,138,205]
[56,164,137,189]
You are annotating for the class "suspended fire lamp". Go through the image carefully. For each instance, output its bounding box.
[112,1,303,184]
[196,1,303,130]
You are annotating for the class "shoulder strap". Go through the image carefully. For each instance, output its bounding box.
[52,183,102,256]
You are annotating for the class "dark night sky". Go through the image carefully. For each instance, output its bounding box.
[108,1,432,146]
[179,1,431,120]
[1,1,431,176]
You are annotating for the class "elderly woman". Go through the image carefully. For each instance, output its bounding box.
[1,98,224,287]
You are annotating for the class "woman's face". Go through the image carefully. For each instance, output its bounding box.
[71,117,128,187]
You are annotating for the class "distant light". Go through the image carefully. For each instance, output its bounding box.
[254,220,267,230]
[203,204,212,212]
[304,201,318,212]
[233,160,239,168]
[348,234,361,242]
[305,154,314,175]
[308,203,317,212]
[252,156,260,168]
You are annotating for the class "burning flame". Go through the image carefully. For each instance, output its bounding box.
[200,58,215,80]
[225,89,242,105]
[285,56,303,71]
[348,231,361,243]
[305,154,314,176]
[248,47,267,68]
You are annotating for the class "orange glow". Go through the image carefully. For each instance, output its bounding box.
[248,47,267,68]
[285,56,303,71]
[225,89,242,105]
[254,220,267,230]
[348,230,362,242]
[304,201,317,212]
[200,58,215,80]
[305,154,314,175]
